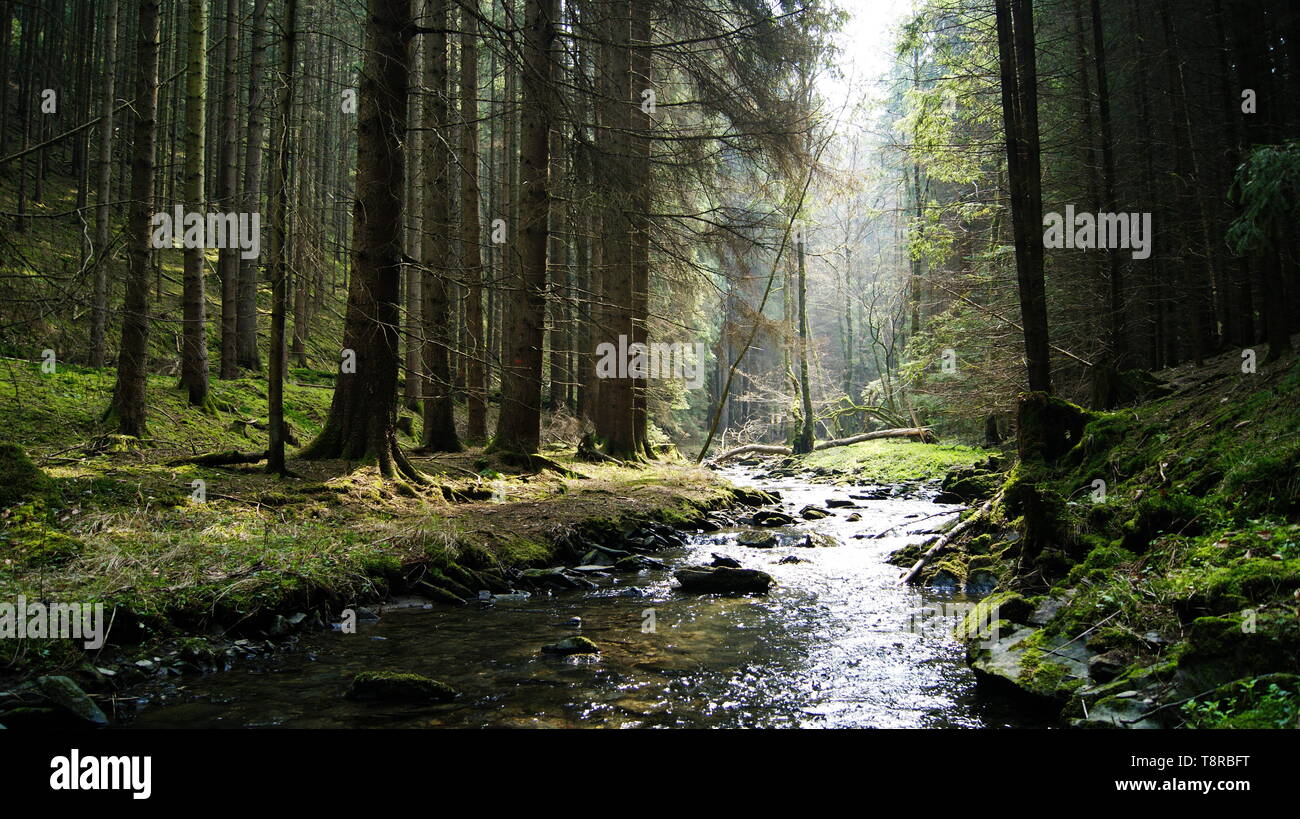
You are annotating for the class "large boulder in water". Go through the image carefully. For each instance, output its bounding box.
[345,671,457,703]
[674,566,774,594]
[751,510,795,527]
[35,675,109,727]
[542,636,601,655]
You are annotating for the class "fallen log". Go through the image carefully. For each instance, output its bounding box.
[168,450,267,467]
[813,427,935,449]
[897,495,997,585]
[710,444,793,462]
[710,427,935,464]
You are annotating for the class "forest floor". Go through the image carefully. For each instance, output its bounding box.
[0,360,742,685]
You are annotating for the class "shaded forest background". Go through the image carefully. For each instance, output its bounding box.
[1,0,1297,470]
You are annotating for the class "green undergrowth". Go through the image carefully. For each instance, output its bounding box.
[936,351,1300,726]
[0,363,735,683]
[801,438,990,484]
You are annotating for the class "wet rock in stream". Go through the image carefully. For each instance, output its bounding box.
[674,566,775,594]
[346,671,458,703]
[751,510,795,527]
[542,636,601,655]
[737,531,778,549]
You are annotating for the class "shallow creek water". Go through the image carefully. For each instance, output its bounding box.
[123,469,1041,728]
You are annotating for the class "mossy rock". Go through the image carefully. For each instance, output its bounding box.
[1176,613,1300,693]
[1119,491,1203,553]
[0,442,53,510]
[1002,471,1066,556]
[962,590,1035,632]
[34,675,109,727]
[345,671,457,703]
[1015,392,1093,463]
[1177,558,1300,617]
[0,502,83,567]
[940,465,1001,503]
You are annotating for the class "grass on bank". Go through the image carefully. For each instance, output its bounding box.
[0,361,734,679]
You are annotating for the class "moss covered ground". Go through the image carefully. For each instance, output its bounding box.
[0,361,734,682]
[935,347,1300,727]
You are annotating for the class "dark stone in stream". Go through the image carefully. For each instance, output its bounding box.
[614,555,667,572]
[825,498,857,508]
[799,505,830,520]
[777,555,806,564]
[674,566,774,594]
[795,532,838,548]
[737,531,778,549]
[34,676,109,727]
[851,487,892,500]
[710,553,742,568]
[845,513,862,522]
[542,636,601,655]
[733,487,781,507]
[751,510,795,527]
[964,570,999,596]
[927,570,961,590]
[346,671,458,703]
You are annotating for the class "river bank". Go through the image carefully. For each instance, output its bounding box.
[2,360,1004,727]
[907,351,1300,729]
[119,462,1038,728]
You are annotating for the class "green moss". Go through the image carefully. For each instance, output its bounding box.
[346,670,457,702]
[1065,544,1137,585]
[801,439,990,484]
[0,502,82,568]
[1119,492,1204,553]
[0,443,54,510]
[1180,674,1300,729]
[1177,612,1300,692]
[1222,439,1300,517]
[958,591,1033,640]
[1179,557,1300,615]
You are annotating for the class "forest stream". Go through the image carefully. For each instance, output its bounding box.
[119,468,1044,729]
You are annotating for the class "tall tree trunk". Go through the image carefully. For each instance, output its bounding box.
[237,0,270,371]
[217,0,240,378]
[90,0,119,369]
[1087,0,1127,408]
[593,1,636,457]
[630,8,652,455]
[403,10,424,412]
[494,0,556,455]
[108,0,162,436]
[266,0,299,474]
[180,0,209,405]
[461,1,487,441]
[995,0,1052,394]
[419,0,460,452]
[793,231,815,454]
[300,0,421,480]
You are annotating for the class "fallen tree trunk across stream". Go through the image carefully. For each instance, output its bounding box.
[709,427,935,464]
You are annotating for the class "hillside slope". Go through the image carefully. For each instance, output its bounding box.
[913,346,1300,728]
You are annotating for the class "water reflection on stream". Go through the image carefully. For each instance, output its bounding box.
[125,470,1038,728]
